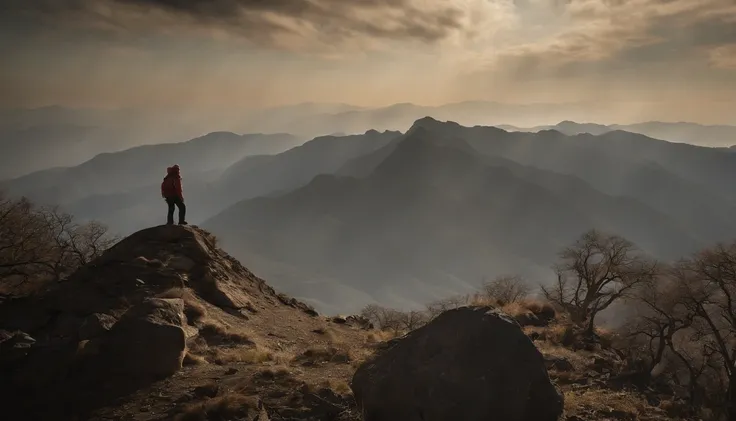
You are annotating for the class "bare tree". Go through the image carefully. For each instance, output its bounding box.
[672,244,736,420]
[403,310,429,331]
[482,275,531,305]
[0,192,118,294]
[0,194,54,286]
[36,206,119,281]
[542,229,657,334]
[624,275,694,375]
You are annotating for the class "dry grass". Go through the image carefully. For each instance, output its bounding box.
[175,393,260,421]
[364,329,399,344]
[319,379,352,395]
[210,347,274,365]
[199,321,253,346]
[499,299,557,327]
[313,326,342,343]
[536,342,590,372]
[545,323,576,346]
[564,389,648,418]
[294,345,355,365]
[251,366,297,387]
[182,352,207,366]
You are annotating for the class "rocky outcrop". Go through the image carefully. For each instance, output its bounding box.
[100,298,187,378]
[0,225,321,419]
[351,306,564,421]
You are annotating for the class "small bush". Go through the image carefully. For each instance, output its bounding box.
[295,345,353,365]
[481,275,531,305]
[199,322,252,346]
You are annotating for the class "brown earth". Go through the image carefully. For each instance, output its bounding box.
[0,225,700,421]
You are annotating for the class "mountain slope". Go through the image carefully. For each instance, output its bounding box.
[203,128,696,313]
[0,131,301,206]
[410,118,736,245]
[216,129,401,203]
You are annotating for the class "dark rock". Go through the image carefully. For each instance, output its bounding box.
[78,313,117,340]
[100,298,186,378]
[544,355,575,372]
[193,383,219,398]
[351,306,564,421]
[514,311,543,327]
[0,330,36,367]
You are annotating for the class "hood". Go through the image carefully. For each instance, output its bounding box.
[166,165,180,176]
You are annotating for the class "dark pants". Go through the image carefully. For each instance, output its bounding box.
[165,196,186,224]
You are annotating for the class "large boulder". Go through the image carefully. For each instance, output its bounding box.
[351,306,564,421]
[100,298,187,378]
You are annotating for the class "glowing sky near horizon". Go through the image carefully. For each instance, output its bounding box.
[1,0,735,123]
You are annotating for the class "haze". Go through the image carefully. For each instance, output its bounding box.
[2,0,735,125]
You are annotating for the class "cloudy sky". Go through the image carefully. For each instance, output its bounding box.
[1,0,735,123]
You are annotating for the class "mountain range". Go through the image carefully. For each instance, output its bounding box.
[499,120,736,147]
[3,103,734,181]
[4,116,736,313]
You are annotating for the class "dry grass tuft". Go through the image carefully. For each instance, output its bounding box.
[500,299,557,327]
[564,389,648,418]
[210,347,273,365]
[183,352,207,366]
[546,323,576,346]
[175,393,259,421]
[295,345,354,365]
[365,329,399,344]
[252,366,297,387]
[319,379,352,395]
[199,322,253,346]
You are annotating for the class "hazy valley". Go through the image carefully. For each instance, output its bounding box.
[3,110,736,315]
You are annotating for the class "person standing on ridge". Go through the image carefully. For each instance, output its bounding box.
[161,164,188,225]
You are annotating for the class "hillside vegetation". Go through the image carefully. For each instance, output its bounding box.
[1,193,734,420]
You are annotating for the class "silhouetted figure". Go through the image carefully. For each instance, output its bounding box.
[161,165,187,225]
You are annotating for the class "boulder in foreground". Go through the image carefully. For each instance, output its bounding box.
[100,298,187,378]
[351,306,564,421]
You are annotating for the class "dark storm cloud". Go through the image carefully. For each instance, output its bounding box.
[0,0,466,46]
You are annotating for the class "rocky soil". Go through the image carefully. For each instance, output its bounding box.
[0,225,699,421]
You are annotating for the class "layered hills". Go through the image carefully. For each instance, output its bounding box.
[4,117,736,313]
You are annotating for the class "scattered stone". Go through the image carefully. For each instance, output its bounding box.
[193,383,219,398]
[544,355,575,372]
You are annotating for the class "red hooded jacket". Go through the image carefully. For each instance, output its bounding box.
[161,166,183,199]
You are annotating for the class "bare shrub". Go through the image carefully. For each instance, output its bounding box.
[482,275,531,305]
[0,192,118,294]
[360,304,429,333]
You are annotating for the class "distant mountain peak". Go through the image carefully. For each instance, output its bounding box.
[407,116,462,134]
